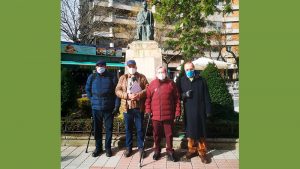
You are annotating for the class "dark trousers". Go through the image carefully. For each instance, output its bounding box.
[123,109,144,149]
[152,120,174,153]
[92,109,114,150]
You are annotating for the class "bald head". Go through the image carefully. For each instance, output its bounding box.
[184,62,195,71]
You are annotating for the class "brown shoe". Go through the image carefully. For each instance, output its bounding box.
[199,153,210,164]
[185,151,197,159]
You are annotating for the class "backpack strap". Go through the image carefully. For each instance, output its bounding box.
[90,73,97,97]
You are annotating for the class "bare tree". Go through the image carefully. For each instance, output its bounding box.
[61,0,111,44]
[209,8,239,68]
[61,0,81,42]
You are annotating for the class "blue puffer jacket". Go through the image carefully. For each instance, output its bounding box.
[85,71,120,111]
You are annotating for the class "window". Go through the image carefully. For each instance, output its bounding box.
[226,46,232,52]
[226,22,232,29]
[226,35,232,41]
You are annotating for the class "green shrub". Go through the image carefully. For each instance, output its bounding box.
[76,97,92,118]
[201,63,235,120]
[61,68,77,117]
[61,118,92,132]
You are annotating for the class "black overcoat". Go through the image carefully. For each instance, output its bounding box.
[178,75,211,139]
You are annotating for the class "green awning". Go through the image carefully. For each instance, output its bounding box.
[61,61,125,67]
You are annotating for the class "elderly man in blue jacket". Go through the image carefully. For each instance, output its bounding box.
[85,60,120,157]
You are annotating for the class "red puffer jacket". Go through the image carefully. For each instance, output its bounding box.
[145,78,181,121]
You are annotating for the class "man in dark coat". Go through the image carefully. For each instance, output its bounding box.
[177,62,212,163]
[85,60,120,157]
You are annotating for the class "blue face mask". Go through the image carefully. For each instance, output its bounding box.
[185,70,195,78]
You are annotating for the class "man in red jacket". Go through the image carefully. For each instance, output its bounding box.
[145,66,181,162]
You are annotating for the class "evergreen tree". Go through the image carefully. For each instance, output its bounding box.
[201,63,235,119]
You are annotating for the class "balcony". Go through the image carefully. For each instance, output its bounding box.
[224,16,239,22]
[207,15,239,22]
[92,13,136,25]
[93,31,114,37]
[93,27,114,37]
[210,40,239,46]
[231,5,239,10]
[223,28,239,34]
[216,4,239,11]
[114,17,135,25]
[94,0,141,12]
[92,15,114,23]
[202,27,239,34]
[224,40,239,46]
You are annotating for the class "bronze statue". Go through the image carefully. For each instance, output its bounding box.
[135,1,154,41]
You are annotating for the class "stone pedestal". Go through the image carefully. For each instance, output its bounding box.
[126,40,162,82]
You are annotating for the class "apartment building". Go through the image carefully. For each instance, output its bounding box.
[79,0,239,79]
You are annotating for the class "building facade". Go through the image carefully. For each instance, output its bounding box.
[79,0,239,79]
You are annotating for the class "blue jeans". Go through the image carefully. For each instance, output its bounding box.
[92,109,114,150]
[123,109,144,149]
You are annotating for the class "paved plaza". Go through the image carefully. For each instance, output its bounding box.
[61,146,239,169]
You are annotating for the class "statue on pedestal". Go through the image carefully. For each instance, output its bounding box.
[135,1,154,41]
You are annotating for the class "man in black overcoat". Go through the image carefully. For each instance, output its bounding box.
[177,62,212,163]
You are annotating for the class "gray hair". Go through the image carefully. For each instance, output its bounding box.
[156,66,167,73]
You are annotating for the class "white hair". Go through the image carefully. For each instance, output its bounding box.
[156,66,167,73]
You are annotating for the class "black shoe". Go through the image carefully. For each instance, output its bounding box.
[106,149,112,157]
[167,152,177,162]
[152,152,161,160]
[92,148,103,157]
[124,148,132,157]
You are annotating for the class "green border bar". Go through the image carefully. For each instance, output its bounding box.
[241,0,300,169]
[0,1,60,169]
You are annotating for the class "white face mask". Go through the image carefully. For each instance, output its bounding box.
[128,68,137,75]
[157,73,166,80]
[96,67,105,74]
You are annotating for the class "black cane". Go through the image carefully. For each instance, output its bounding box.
[139,114,151,168]
[85,116,93,153]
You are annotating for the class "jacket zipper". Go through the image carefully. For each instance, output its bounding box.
[158,82,162,121]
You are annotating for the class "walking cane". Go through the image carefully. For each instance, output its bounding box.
[139,113,152,168]
[85,116,93,153]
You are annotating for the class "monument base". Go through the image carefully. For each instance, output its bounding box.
[125,40,162,83]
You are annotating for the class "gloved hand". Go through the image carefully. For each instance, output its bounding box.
[112,107,120,116]
[182,90,193,99]
[206,113,212,118]
[146,112,153,118]
[175,116,180,123]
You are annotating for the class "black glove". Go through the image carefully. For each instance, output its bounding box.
[175,116,180,123]
[206,113,212,118]
[146,112,153,118]
[182,90,193,99]
[112,107,120,115]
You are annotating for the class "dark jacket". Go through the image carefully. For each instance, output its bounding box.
[178,75,211,139]
[85,71,120,111]
[145,78,181,121]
